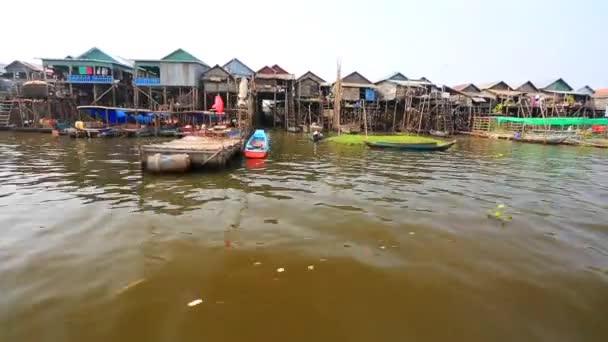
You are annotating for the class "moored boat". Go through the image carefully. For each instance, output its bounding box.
[364,140,456,151]
[244,129,269,159]
[512,134,567,145]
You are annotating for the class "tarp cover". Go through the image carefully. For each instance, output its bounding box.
[494,116,608,126]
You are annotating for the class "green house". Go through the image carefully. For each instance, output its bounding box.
[134,49,209,87]
[42,47,133,84]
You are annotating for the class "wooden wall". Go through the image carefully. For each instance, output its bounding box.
[298,78,321,98]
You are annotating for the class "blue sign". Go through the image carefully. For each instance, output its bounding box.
[67,75,114,83]
[135,77,161,86]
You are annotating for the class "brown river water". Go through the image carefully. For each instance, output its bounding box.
[0,131,607,341]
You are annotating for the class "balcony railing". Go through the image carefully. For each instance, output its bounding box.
[66,75,114,83]
[134,77,161,86]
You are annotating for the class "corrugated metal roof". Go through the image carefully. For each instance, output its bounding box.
[594,87,608,95]
[376,72,408,83]
[4,60,43,72]
[452,83,482,93]
[387,80,433,88]
[223,58,254,77]
[297,71,326,84]
[576,85,595,95]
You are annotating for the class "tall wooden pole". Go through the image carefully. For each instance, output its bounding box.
[363,100,368,136]
[334,60,342,135]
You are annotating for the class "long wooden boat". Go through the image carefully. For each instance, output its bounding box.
[512,135,567,145]
[244,129,269,159]
[364,140,456,151]
[122,127,153,138]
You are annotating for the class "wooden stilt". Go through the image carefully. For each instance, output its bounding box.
[112,84,116,107]
[93,84,98,105]
[273,87,277,128]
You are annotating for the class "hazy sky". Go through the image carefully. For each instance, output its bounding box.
[3,0,606,88]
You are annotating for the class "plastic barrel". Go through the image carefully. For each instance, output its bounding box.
[146,154,191,173]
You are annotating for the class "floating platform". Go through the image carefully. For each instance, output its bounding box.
[10,127,53,133]
[140,136,243,172]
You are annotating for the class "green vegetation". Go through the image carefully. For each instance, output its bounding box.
[326,134,440,145]
[488,204,512,226]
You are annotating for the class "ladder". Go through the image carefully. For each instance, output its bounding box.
[0,100,13,127]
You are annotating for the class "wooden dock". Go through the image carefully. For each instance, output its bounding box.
[140,135,243,172]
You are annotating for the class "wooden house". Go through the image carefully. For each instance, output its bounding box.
[592,88,608,115]
[254,65,296,128]
[296,71,326,99]
[2,61,43,82]
[340,71,376,102]
[295,71,327,127]
[452,83,495,113]
[201,65,237,110]
[133,49,210,111]
[42,47,133,106]
[375,72,435,101]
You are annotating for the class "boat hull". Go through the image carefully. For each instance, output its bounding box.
[513,136,566,145]
[365,140,456,151]
[244,150,267,159]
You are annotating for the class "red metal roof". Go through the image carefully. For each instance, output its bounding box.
[595,87,608,94]
[271,64,289,74]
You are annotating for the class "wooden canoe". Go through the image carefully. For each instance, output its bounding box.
[364,140,456,151]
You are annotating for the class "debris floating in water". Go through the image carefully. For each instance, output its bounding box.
[277,268,285,273]
[253,262,262,266]
[188,299,203,307]
[320,258,327,262]
[307,265,315,270]
[264,219,279,224]
[379,246,386,250]
[409,232,416,235]
[116,278,146,295]
[343,243,352,248]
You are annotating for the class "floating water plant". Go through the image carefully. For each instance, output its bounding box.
[488,204,512,225]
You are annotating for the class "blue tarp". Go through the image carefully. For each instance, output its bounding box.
[365,88,376,101]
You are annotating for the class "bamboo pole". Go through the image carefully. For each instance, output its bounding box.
[334,59,342,135]
[363,100,368,136]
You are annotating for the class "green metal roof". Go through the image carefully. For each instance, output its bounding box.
[542,78,573,92]
[41,47,134,71]
[161,49,201,62]
[134,49,209,67]
[78,47,117,63]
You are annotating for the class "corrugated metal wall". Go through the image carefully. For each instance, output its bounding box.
[160,63,208,86]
